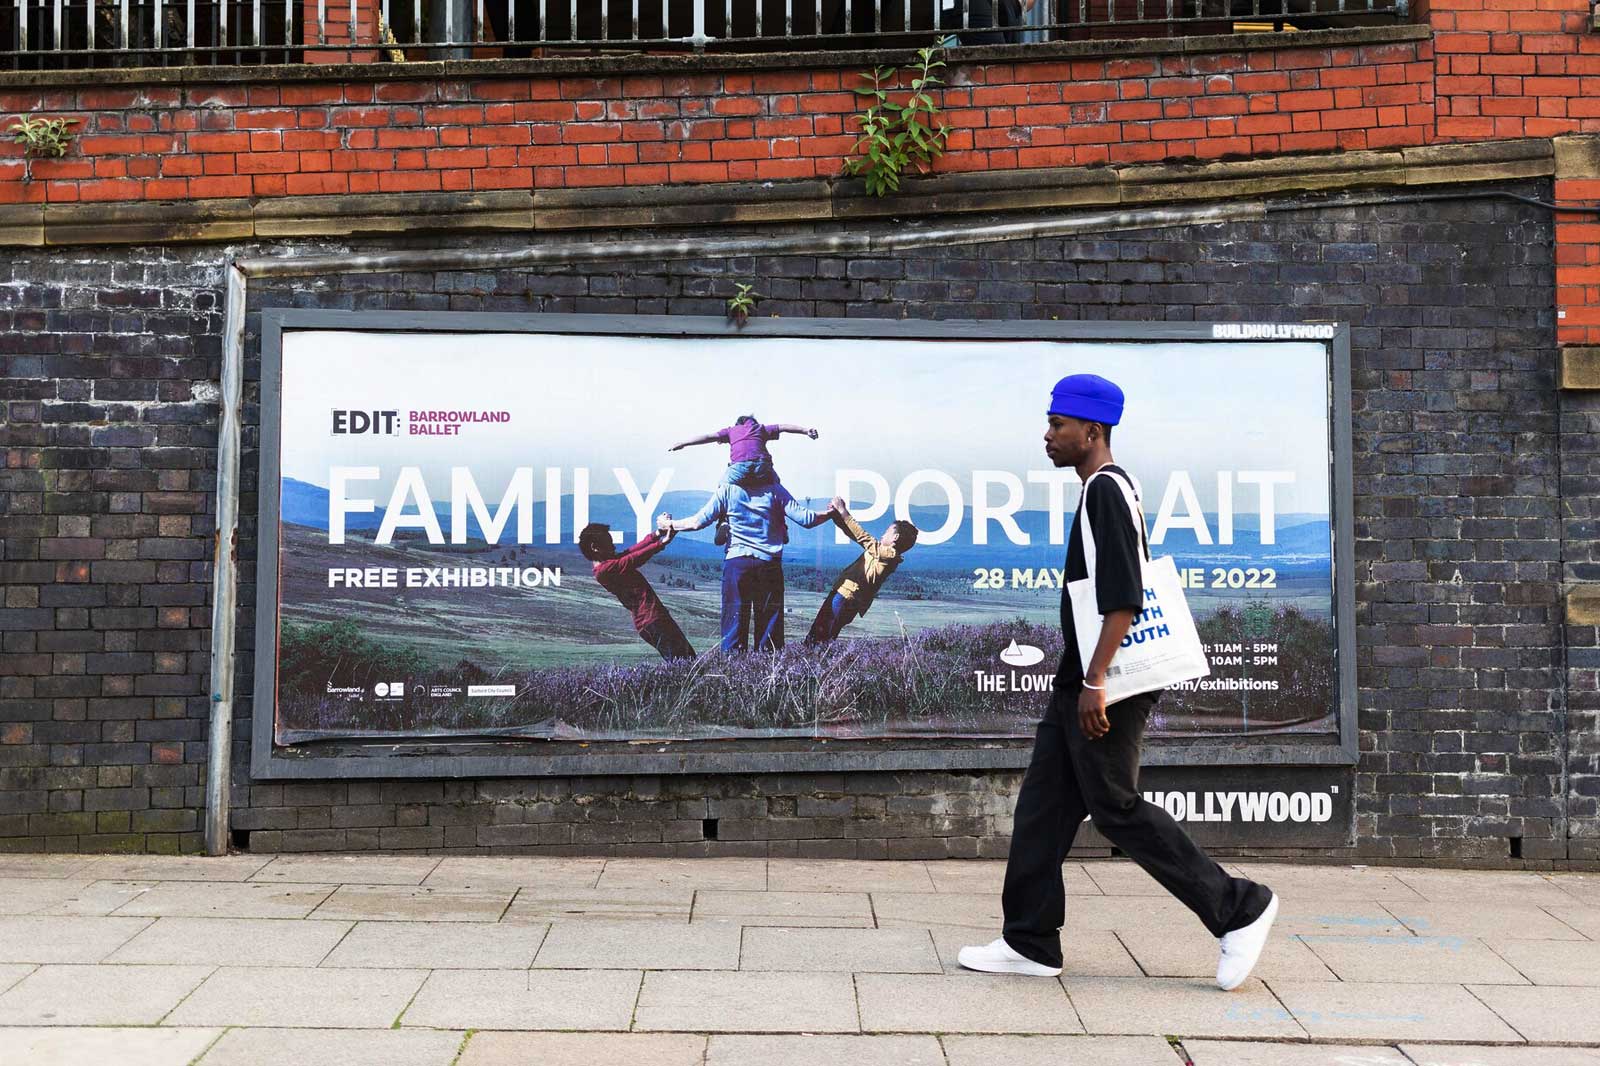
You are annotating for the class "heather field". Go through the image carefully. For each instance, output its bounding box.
[274,606,1335,743]
[275,618,1061,742]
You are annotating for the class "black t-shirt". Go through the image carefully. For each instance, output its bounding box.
[1056,465,1148,692]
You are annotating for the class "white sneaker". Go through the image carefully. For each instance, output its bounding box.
[1216,892,1278,991]
[957,937,1063,977]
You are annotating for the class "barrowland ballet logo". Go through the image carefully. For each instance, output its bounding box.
[330,408,512,438]
[1143,787,1339,824]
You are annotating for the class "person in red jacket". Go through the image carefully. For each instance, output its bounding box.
[579,523,696,661]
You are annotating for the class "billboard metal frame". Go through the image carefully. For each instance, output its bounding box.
[250,309,1358,782]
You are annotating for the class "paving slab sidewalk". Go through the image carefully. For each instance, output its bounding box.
[0,855,1594,1065]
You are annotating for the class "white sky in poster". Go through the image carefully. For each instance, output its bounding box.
[278,330,1332,518]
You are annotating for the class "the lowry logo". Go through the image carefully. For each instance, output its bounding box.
[999,640,1044,667]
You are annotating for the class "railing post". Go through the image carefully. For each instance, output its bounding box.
[426,0,470,57]
[2,0,1423,70]
[204,259,247,859]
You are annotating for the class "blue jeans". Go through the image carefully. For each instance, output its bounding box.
[724,458,775,488]
[720,555,785,652]
[804,592,857,645]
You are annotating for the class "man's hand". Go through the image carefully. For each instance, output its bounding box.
[1079,609,1134,741]
[807,428,820,439]
[830,495,848,516]
[656,512,674,533]
[667,443,684,452]
[1077,684,1110,740]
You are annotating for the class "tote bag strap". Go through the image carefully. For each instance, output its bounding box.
[1077,468,1152,588]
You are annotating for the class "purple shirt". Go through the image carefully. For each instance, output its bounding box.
[716,422,781,463]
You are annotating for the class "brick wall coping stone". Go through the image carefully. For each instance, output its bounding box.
[1569,586,1600,625]
[0,24,1430,90]
[1561,346,1600,389]
[1556,136,1600,181]
[0,136,1552,248]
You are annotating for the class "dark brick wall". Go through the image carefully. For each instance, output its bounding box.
[1,250,222,852]
[2,181,1591,864]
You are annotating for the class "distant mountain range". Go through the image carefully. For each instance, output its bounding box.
[279,477,1331,571]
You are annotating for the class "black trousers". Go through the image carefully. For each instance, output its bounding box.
[1001,687,1271,968]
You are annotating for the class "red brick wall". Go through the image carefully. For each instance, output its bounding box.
[0,35,1435,206]
[1422,0,1600,142]
[1557,175,1600,345]
[2,9,1599,346]
[1417,0,1600,347]
[302,0,384,64]
[6,10,1600,205]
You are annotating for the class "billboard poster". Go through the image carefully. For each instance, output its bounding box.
[262,320,1345,755]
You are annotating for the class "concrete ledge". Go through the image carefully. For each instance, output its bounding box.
[0,138,1556,248]
[41,199,255,246]
[1560,346,1600,390]
[1568,586,1600,626]
[1555,134,1600,180]
[0,204,43,247]
[252,189,537,239]
[0,24,1429,89]
[1401,140,1559,187]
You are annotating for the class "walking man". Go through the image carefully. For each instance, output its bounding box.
[959,373,1278,991]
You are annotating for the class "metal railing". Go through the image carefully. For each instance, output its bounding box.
[1,0,1408,69]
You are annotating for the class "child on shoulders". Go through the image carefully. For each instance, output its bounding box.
[669,415,820,545]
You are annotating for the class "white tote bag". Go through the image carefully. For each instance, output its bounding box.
[1067,468,1210,705]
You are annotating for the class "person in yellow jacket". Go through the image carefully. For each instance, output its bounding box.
[803,497,919,645]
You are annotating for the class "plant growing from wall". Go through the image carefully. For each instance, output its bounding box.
[842,45,949,198]
[6,115,78,182]
[726,283,761,327]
